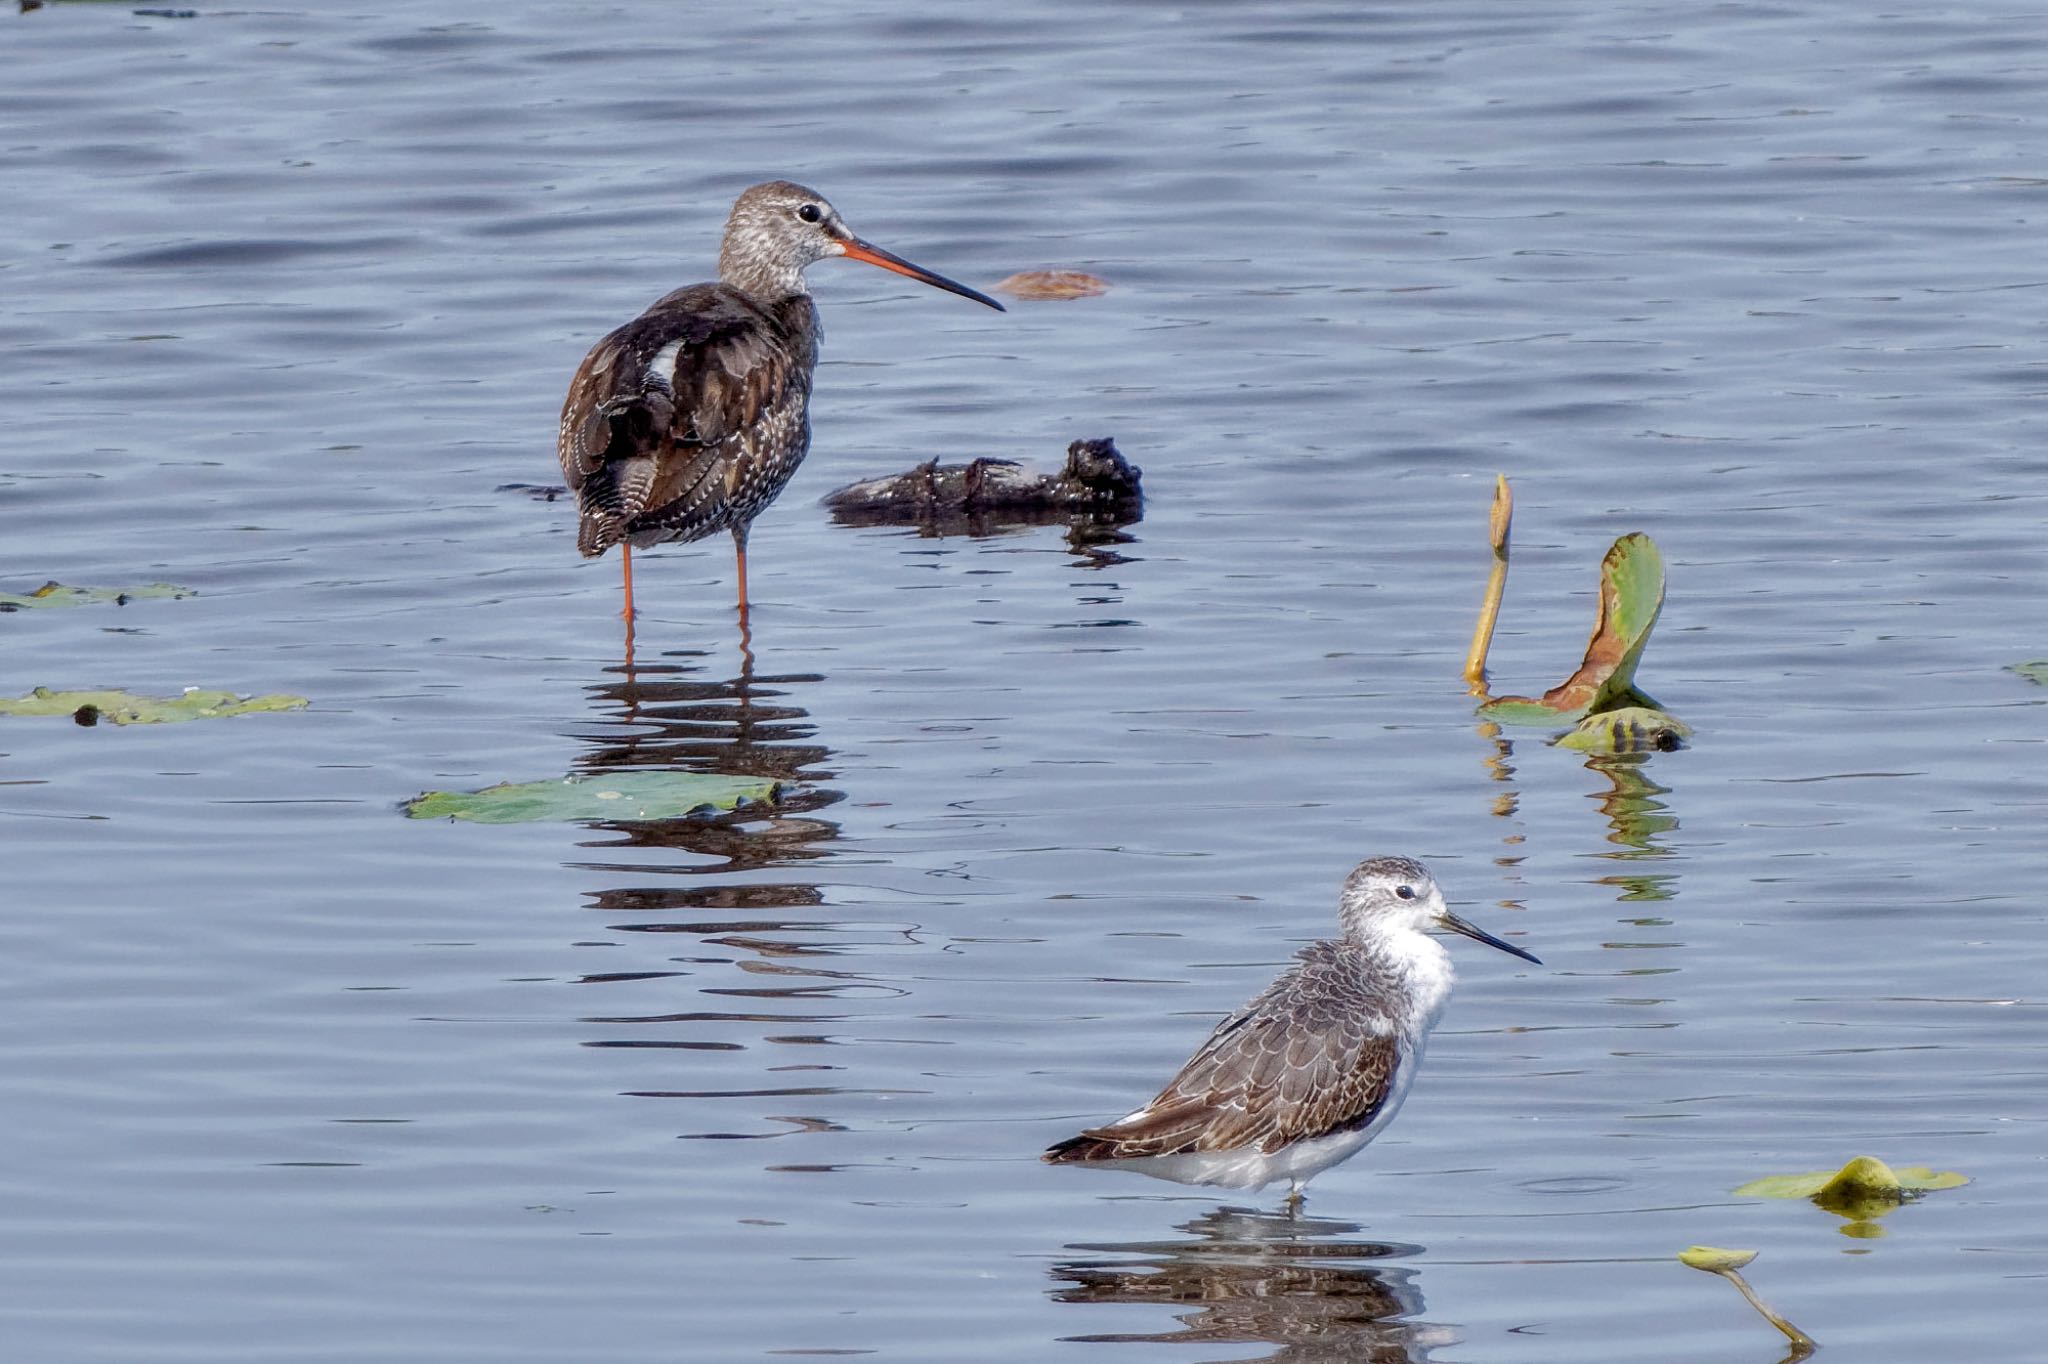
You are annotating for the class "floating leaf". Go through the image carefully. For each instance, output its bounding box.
[0,581,196,611]
[993,269,1110,300]
[0,686,307,725]
[1556,705,1693,753]
[2010,661,2048,686]
[1481,533,1667,722]
[1735,1155,1968,1211]
[1679,1246,1757,1273]
[404,770,781,824]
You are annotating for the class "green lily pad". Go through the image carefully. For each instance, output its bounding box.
[1679,1246,1757,1274]
[0,686,308,725]
[1556,705,1693,753]
[404,771,782,824]
[2010,661,2048,686]
[1734,1155,1968,1219]
[0,581,197,611]
[1481,533,1668,724]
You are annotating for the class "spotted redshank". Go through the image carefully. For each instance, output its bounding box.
[1042,856,1539,1209]
[558,180,1004,632]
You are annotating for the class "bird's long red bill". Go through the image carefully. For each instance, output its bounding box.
[839,237,1005,311]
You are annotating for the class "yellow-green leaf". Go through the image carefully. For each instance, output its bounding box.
[0,581,197,611]
[1679,1246,1758,1273]
[1556,705,1692,753]
[404,771,782,824]
[1728,1155,1966,1196]
[2010,661,2048,686]
[0,686,307,725]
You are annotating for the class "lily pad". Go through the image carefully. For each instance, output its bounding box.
[404,771,781,824]
[1556,705,1693,753]
[1481,533,1667,723]
[0,686,307,725]
[2010,661,2048,686]
[1734,1155,1968,1211]
[1679,1246,1757,1273]
[0,581,196,611]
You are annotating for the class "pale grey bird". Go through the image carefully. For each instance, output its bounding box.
[1044,856,1539,1209]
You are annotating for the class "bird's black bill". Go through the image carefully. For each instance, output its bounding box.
[840,236,1006,311]
[1439,910,1541,965]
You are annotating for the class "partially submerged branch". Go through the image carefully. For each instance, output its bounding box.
[1679,1248,1815,1357]
[1464,473,1513,697]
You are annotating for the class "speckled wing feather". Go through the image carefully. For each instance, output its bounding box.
[558,285,817,555]
[1047,941,1406,1161]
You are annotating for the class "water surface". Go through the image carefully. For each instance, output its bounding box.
[2,2,2045,1361]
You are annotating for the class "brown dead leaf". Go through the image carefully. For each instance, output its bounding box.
[993,270,1110,300]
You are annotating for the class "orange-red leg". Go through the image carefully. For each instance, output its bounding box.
[620,543,636,666]
[732,527,751,624]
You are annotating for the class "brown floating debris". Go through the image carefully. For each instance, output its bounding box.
[824,438,1141,534]
[992,270,1110,300]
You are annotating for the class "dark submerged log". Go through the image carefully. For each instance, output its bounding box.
[823,438,1142,534]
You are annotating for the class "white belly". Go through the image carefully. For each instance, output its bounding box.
[1093,1043,1422,1192]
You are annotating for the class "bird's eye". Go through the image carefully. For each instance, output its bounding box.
[796,204,823,224]
[1395,885,1417,901]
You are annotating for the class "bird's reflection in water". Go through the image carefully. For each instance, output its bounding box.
[567,646,840,876]
[1051,1207,1449,1364]
[566,646,880,1144]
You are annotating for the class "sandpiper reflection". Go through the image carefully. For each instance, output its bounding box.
[569,647,866,1145]
[1050,1206,1446,1364]
[567,647,840,876]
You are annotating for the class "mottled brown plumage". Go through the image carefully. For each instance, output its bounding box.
[1044,856,1540,1205]
[1045,938,1405,1164]
[557,180,1004,628]
[561,285,817,558]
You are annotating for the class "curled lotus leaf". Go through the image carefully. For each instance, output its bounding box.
[1734,1155,1968,1218]
[2010,661,2048,686]
[1679,1246,1758,1274]
[0,686,307,725]
[1481,533,1668,723]
[405,771,782,824]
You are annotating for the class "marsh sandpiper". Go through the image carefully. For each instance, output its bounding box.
[1043,855,1539,1209]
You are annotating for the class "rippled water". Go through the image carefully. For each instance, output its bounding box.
[3,2,2046,1360]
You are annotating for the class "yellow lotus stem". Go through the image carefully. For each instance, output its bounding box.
[1464,474,1513,695]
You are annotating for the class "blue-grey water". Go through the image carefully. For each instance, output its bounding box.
[3,3,2045,1361]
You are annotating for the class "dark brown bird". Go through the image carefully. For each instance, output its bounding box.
[558,180,1005,629]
